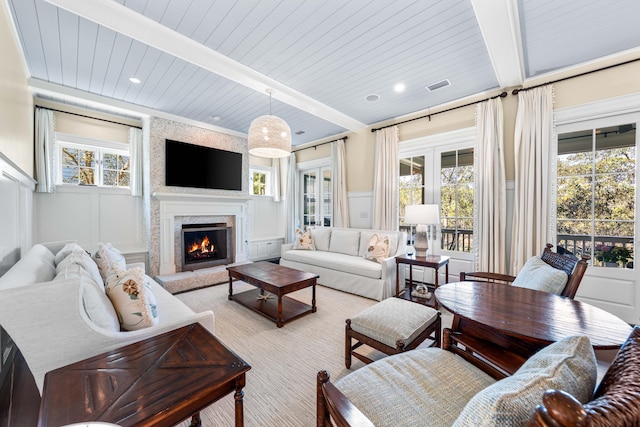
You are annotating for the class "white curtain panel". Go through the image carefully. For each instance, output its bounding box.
[271,157,281,202]
[511,85,555,274]
[34,107,55,193]
[332,139,349,227]
[285,152,299,243]
[372,126,399,231]
[129,127,143,197]
[475,97,507,273]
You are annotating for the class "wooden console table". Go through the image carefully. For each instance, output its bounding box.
[435,281,633,378]
[38,323,251,427]
[395,254,449,308]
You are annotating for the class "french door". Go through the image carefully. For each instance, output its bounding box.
[301,166,332,228]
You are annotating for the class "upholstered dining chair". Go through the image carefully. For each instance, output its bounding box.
[460,244,590,299]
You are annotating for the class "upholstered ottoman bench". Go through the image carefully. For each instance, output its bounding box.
[345,297,441,368]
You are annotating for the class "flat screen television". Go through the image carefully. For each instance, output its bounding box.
[165,139,243,191]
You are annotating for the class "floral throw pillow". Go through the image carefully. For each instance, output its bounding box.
[292,228,315,250]
[365,234,390,263]
[105,266,158,331]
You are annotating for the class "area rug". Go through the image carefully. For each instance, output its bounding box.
[175,282,379,426]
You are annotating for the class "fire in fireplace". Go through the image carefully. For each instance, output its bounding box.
[181,223,233,271]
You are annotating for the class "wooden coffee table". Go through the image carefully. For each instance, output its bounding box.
[227,262,319,327]
[38,323,251,427]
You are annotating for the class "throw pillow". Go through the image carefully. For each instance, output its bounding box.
[364,234,390,263]
[512,256,569,294]
[56,249,104,286]
[105,266,159,331]
[310,227,332,252]
[329,229,361,256]
[292,228,315,250]
[452,335,597,427]
[94,242,127,282]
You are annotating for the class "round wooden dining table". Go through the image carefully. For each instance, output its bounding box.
[435,281,632,349]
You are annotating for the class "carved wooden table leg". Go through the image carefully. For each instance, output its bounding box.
[190,412,201,427]
[277,293,284,327]
[312,282,317,312]
[234,375,246,427]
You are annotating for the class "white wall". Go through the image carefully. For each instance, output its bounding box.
[33,186,145,255]
[0,153,35,276]
[248,196,285,240]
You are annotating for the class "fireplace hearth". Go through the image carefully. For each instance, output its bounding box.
[181,223,233,271]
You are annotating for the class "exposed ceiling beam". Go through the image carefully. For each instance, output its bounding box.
[43,0,367,132]
[471,0,525,88]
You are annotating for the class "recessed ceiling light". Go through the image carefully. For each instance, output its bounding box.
[129,77,141,84]
[212,116,221,121]
[365,94,380,102]
[394,83,405,92]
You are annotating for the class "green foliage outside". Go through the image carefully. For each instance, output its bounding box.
[557,129,635,268]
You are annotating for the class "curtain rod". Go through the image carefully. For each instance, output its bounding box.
[511,57,640,95]
[292,136,348,152]
[38,106,142,129]
[371,91,508,133]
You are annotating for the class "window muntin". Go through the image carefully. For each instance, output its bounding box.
[557,124,636,268]
[58,141,129,188]
[440,148,474,252]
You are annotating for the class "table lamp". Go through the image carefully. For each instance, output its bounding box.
[404,204,440,257]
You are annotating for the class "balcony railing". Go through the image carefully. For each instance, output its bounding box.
[557,234,634,268]
[440,228,473,253]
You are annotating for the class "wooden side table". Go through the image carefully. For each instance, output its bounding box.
[395,254,450,308]
[38,323,251,427]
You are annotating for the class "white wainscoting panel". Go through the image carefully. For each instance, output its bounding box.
[248,196,285,240]
[347,191,373,229]
[34,186,145,254]
[0,152,35,276]
[0,151,35,386]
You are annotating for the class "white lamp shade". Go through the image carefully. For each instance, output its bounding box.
[404,204,440,225]
[247,115,291,158]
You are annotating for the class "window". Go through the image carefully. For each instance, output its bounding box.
[250,168,271,196]
[301,166,332,227]
[397,128,475,256]
[440,148,474,252]
[57,136,130,188]
[556,123,636,268]
[398,156,425,236]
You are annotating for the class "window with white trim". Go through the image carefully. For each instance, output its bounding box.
[57,135,130,188]
[250,167,272,196]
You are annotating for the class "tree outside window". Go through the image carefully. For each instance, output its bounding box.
[556,124,636,268]
[440,148,474,252]
[60,144,130,188]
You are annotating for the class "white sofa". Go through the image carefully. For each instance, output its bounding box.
[0,242,214,393]
[280,227,406,301]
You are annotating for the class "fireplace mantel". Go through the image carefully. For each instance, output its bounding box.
[153,192,250,275]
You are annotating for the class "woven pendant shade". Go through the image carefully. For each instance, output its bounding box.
[247,114,291,158]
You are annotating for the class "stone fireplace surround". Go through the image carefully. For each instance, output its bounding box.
[153,192,250,276]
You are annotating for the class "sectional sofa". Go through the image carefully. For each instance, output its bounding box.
[280,227,407,301]
[0,241,214,393]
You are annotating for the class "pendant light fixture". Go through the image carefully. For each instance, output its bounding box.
[247,89,291,158]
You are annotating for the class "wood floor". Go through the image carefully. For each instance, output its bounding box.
[0,350,40,427]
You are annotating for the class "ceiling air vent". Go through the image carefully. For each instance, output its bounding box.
[295,130,306,135]
[426,79,451,92]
